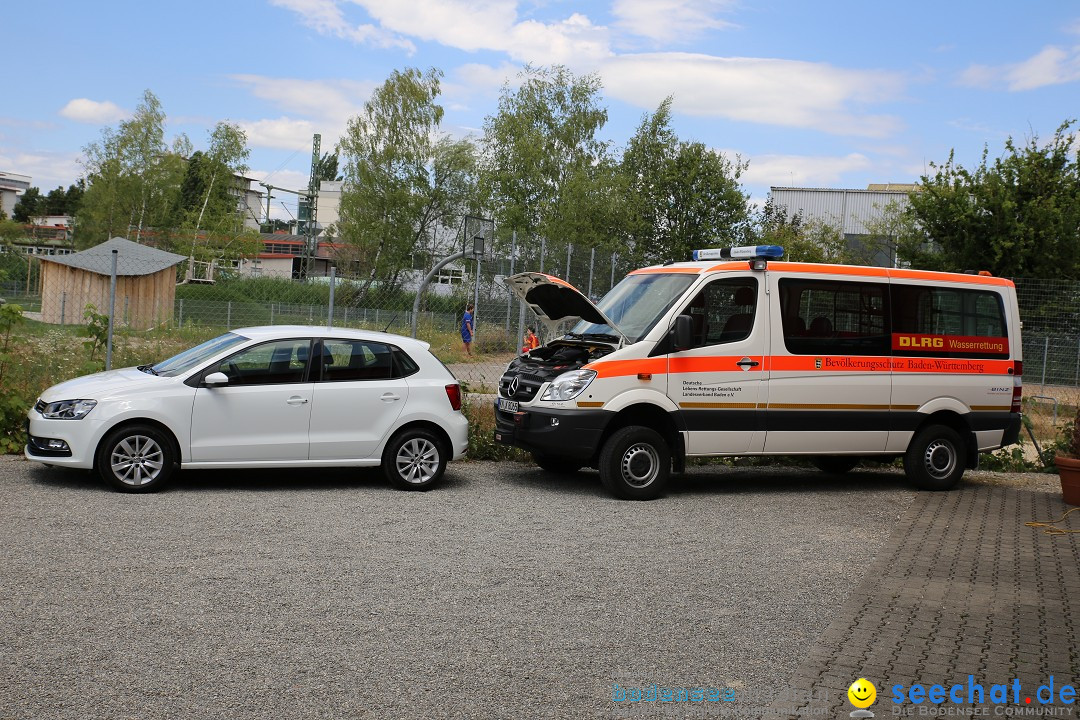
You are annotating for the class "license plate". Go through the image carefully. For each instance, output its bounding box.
[498,398,519,412]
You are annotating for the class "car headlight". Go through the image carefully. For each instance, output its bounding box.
[541,369,596,401]
[38,399,97,420]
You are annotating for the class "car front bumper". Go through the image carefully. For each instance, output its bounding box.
[493,403,611,461]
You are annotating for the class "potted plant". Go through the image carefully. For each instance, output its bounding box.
[1054,408,1080,505]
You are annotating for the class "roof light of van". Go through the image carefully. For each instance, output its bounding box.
[692,245,785,261]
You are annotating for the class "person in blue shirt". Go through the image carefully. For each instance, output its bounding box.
[461,303,474,356]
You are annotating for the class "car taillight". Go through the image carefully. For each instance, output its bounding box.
[445,383,462,411]
[1011,360,1022,413]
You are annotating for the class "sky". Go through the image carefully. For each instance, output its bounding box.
[2,0,1079,222]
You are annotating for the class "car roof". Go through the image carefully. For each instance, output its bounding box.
[231,325,432,351]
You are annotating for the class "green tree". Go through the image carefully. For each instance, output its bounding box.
[315,152,342,183]
[337,67,476,294]
[618,98,751,265]
[894,120,1080,278]
[76,89,188,247]
[12,187,44,222]
[480,64,610,255]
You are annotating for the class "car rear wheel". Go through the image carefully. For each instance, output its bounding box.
[384,428,446,490]
[96,424,176,493]
[904,424,965,490]
[599,426,670,500]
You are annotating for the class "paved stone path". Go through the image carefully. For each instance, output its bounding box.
[759,485,1080,718]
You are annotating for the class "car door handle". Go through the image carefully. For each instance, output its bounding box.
[286,396,309,405]
[381,393,401,402]
[736,357,760,368]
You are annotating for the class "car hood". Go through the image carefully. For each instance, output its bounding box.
[40,367,170,402]
[503,272,625,339]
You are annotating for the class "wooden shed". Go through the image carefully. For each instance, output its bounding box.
[39,237,186,327]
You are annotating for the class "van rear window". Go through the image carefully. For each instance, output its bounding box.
[891,284,1008,359]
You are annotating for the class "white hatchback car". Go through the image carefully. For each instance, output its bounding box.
[25,326,469,492]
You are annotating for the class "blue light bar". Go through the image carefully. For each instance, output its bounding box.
[692,245,785,261]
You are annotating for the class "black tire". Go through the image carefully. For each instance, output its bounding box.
[904,424,966,490]
[812,456,860,474]
[383,428,446,491]
[532,452,583,475]
[598,426,670,500]
[96,424,176,493]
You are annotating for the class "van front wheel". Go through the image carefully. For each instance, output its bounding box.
[599,426,670,500]
[904,424,965,490]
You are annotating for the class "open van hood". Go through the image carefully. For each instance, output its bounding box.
[504,272,626,342]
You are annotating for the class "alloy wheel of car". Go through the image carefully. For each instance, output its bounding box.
[110,434,165,486]
[395,436,441,484]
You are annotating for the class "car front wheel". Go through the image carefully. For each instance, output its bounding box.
[599,426,670,500]
[384,428,446,490]
[96,424,176,493]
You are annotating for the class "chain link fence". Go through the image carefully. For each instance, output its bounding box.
[4,243,1079,445]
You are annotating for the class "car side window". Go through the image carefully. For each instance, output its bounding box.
[215,339,313,385]
[678,277,758,349]
[319,339,394,381]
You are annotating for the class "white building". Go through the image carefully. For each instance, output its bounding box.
[231,175,265,231]
[769,184,917,267]
[0,171,31,218]
[317,180,342,237]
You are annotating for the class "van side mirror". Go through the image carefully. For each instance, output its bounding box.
[672,314,693,352]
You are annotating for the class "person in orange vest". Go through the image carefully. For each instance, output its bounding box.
[521,325,540,354]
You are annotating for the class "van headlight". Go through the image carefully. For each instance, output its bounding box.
[541,369,596,401]
[38,399,97,420]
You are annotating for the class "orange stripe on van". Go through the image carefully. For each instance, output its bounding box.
[591,355,1014,377]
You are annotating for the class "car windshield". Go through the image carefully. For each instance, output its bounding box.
[151,332,250,377]
[570,273,696,342]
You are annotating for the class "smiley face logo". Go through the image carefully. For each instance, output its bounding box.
[848,678,876,709]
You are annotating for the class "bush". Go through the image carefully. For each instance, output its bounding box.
[462,398,526,461]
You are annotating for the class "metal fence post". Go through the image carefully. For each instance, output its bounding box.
[1042,337,1049,390]
[505,230,516,332]
[269,303,274,325]
[565,243,572,281]
[178,298,183,329]
[327,266,336,329]
[610,252,616,290]
[227,301,232,330]
[540,237,546,273]
[106,249,117,371]
[60,291,66,325]
[588,247,595,299]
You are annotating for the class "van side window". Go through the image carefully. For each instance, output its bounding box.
[780,279,889,356]
[679,278,758,348]
[891,285,1008,358]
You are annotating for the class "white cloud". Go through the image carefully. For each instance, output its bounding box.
[960,45,1080,91]
[726,150,873,188]
[231,75,374,125]
[58,98,129,124]
[602,54,904,137]
[268,0,415,51]
[237,117,321,150]
[0,148,83,189]
[612,0,736,44]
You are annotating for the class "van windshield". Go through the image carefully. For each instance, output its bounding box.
[571,273,696,342]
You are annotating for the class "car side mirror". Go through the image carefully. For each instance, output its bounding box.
[203,372,229,387]
[672,314,693,352]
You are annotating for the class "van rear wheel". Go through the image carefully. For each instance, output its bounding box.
[599,426,670,500]
[904,424,965,490]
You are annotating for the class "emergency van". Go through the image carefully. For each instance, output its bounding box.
[494,246,1023,500]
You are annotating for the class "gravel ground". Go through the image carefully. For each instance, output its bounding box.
[0,455,1052,720]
